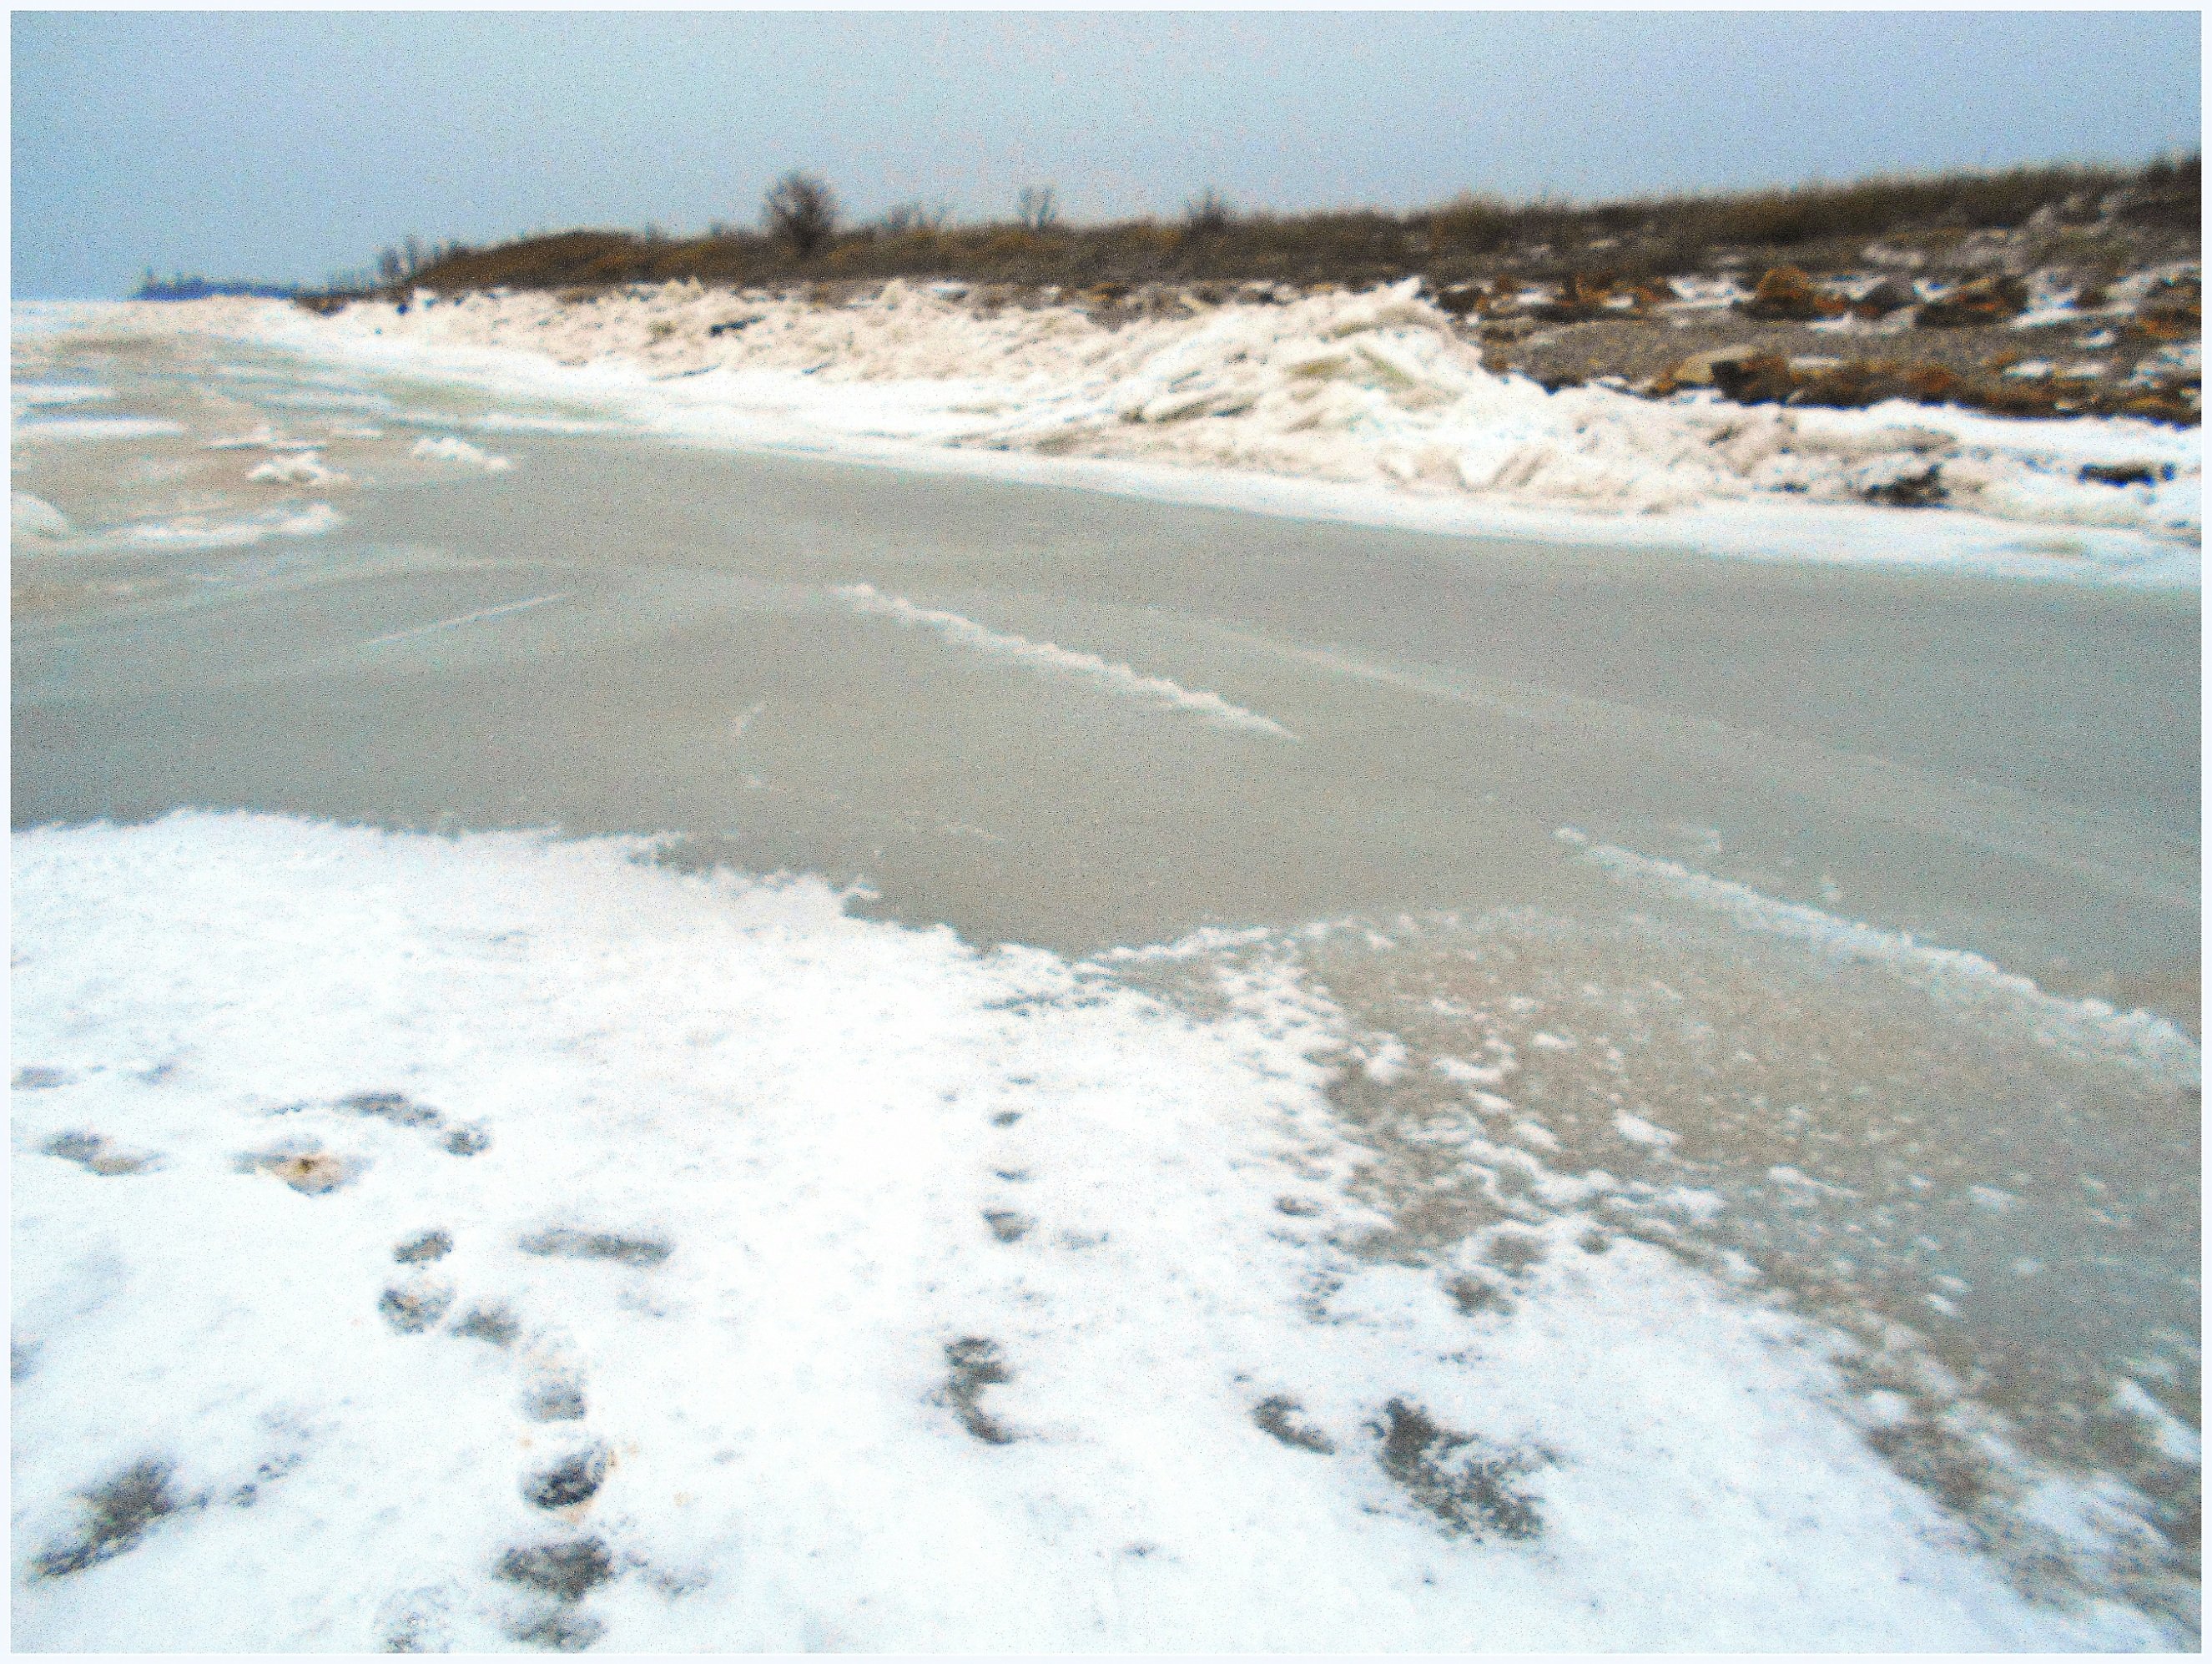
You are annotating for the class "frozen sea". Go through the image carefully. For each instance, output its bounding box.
[9,301,2201,1649]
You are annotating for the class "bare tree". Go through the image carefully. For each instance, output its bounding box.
[880,200,947,235]
[1016,185,1059,231]
[1183,188,1233,234]
[763,171,840,257]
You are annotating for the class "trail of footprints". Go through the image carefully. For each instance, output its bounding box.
[22,1072,1554,1648]
[946,1092,1553,1546]
[372,1167,656,1649]
[22,1080,647,1651]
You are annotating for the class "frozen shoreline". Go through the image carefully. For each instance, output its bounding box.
[11,814,2187,1650]
[25,292,2199,587]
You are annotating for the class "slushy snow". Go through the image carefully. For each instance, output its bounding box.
[10,814,2177,1650]
[120,501,345,551]
[411,435,514,473]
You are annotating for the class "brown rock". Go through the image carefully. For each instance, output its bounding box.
[1741,266,1845,322]
[1788,360,1912,410]
[1709,352,1799,404]
[1849,278,1917,319]
[1972,381,2063,419]
[2119,391,2199,426]
[2128,281,2200,342]
[1916,275,2028,328]
[1524,274,1615,322]
[1900,365,1965,402]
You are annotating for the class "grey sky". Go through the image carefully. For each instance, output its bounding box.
[13,10,2201,300]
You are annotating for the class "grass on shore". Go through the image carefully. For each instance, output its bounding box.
[345,158,2199,305]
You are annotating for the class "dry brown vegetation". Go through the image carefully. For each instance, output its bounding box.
[291,159,2198,426]
[347,158,2197,303]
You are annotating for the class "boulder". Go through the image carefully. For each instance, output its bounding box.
[1656,345,1764,390]
[1915,275,2028,328]
[2130,278,2201,341]
[1740,266,1846,322]
[1849,278,1917,318]
[1709,352,1799,404]
[1524,273,1616,322]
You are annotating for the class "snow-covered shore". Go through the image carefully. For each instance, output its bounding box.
[46,285,2200,585]
[12,814,2185,1650]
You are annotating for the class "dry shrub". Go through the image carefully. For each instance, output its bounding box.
[763,172,839,259]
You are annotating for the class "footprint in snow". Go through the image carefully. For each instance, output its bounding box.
[517,1228,670,1268]
[338,1091,491,1157]
[940,1337,1017,1445]
[379,1278,456,1334]
[239,1145,354,1194]
[1252,1394,1337,1455]
[43,1132,160,1176]
[522,1445,608,1510]
[30,1459,197,1580]
[394,1228,453,1264]
[522,1376,589,1423]
[451,1302,521,1346]
[1370,1398,1548,1543]
[495,1537,615,1651]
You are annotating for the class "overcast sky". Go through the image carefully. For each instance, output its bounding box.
[13,9,2201,299]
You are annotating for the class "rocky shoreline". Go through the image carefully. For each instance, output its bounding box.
[343,165,2200,431]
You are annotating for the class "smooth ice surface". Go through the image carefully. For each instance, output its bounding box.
[58,293,2204,587]
[9,814,2177,1651]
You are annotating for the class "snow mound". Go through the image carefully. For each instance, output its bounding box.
[246,451,349,487]
[324,279,2201,540]
[123,501,344,550]
[13,491,72,542]
[411,435,512,472]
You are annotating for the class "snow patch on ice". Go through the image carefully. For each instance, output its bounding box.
[123,502,345,550]
[2112,1381,2202,1467]
[410,435,512,472]
[246,451,348,487]
[1613,1112,1679,1150]
[13,383,113,407]
[14,415,184,442]
[205,424,323,452]
[13,492,72,542]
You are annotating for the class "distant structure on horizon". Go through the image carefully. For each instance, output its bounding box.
[133,270,298,301]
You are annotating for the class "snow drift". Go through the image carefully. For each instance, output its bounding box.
[294,279,2201,542]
